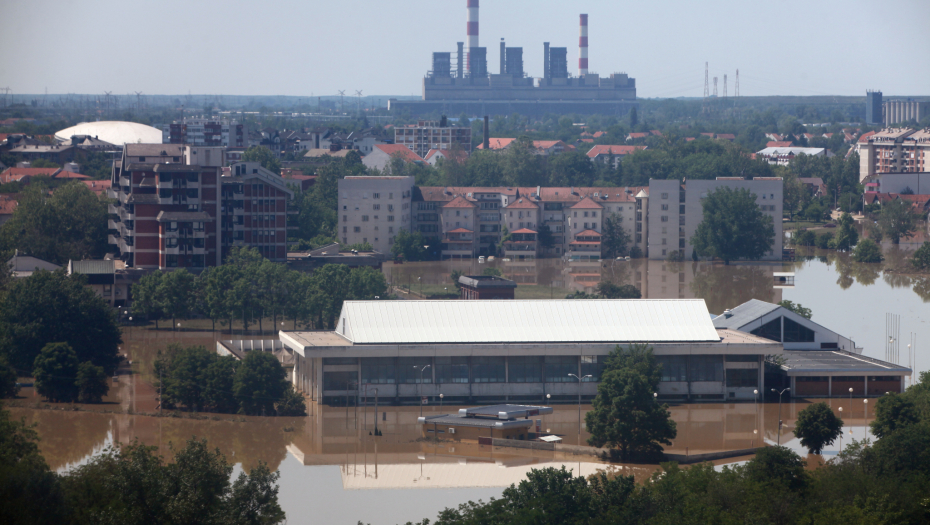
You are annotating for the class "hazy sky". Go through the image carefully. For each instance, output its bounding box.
[2,0,928,99]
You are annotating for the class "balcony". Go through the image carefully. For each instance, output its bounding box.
[108,219,118,230]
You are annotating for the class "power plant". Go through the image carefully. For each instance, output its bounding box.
[389,1,638,117]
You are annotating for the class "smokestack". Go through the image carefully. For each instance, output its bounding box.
[543,42,550,79]
[457,42,464,78]
[579,14,588,76]
[466,0,479,75]
[500,38,505,75]
[483,115,489,150]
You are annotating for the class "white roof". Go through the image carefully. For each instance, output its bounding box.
[55,121,163,146]
[756,147,826,156]
[335,299,721,345]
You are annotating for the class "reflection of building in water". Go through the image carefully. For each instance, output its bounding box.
[632,260,784,309]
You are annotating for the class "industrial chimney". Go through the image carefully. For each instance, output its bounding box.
[500,38,506,75]
[579,14,588,76]
[466,0,479,75]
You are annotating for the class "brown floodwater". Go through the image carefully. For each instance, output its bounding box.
[10,252,927,524]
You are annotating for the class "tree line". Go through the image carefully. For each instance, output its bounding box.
[0,404,286,525]
[397,369,930,525]
[133,247,388,332]
[155,344,305,417]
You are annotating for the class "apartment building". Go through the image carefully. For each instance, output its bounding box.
[858,128,930,182]
[646,178,783,261]
[164,118,244,148]
[337,176,415,254]
[109,145,294,269]
[394,120,472,159]
[220,162,294,263]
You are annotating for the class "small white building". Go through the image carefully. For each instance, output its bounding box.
[755,147,833,166]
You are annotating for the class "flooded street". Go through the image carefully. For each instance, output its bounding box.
[10,251,929,524]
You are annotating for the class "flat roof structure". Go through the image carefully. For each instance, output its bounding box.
[458,404,553,419]
[780,351,911,375]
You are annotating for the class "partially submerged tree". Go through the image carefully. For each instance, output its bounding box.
[793,402,843,454]
[691,187,775,264]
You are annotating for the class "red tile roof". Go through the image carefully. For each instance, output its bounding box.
[579,138,594,143]
[767,141,793,148]
[506,198,539,209]
[575,229,602,237]
[447,227,474,233]
[0,195,17,215]
[627,132,650,139]
[716,133,736,140]
[532,140,565,150]
[442,196,477,208]
[858,131,877,143]
[475,138,516,150]
[0,167,60,183]
[593,131,606,138]
[81,180,111,195]
[510,228,537,234]
[570,196,603,209]
[586,145,646,158]
[53,170,90,180]
[373,144,423,162]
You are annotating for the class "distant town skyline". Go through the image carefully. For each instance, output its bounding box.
[1,0,928,99]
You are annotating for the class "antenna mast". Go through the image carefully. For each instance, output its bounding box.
[338,90,346,113]
[355,90,363,114]
[702,62,709,114]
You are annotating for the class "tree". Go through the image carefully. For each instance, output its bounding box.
[691,187,775,264]
[0,270,121,375]
[242,146,281,174]
[911,241,930,271]
[793,402,843,454]
[481,267,502,277]
[744,446,809,491]
[0,356,18,398]
[870,393,919,439]
[852,238,883,263]
[450,269,464,290]
[76,361,109,403]
[158,344,214,411]
[390,229,427,261]
[793,229,816,247]
[601,213,631,258]
[0,182,107,264]
[33,342,79,403]
[595,281,641,299]
[202,354,238,413]
[878,199,917,244]
[778,300,812,319]
[225,462,285,525]
[234,352,288,416]
[833,212,858,251]
[585,344,676,459]
[536,224,555,250]
[159,269,196,328]
[816,231,834,249]
[275,385,307,417]
[629,107,638,127]
[133,271,166,329]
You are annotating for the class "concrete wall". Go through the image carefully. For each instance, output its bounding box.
[871,172,930,194]
[338,176,414,254]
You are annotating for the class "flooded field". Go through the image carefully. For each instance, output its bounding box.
[9,251,929,524]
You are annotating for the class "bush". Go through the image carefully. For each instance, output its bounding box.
[665,250,685,263]
[816,232,834,249]
[629,246,643,259]
[853,238,883,263]
[912,241,930,271]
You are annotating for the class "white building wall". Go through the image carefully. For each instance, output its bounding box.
[338,176,415,254]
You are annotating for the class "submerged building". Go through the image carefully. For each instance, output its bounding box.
[389,3,637,117]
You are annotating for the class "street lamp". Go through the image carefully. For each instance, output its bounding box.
[838,406,843,451]
[439,393,444,410]
[569,373,592,446]
[753,389,759,442]
[415,364,431,416]
[771,388,790,446]
[849,386,854,415]
[863,398,869,440]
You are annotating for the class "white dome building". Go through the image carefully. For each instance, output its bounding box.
[55,121,163,146]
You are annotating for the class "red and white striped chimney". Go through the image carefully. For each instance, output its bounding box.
[579,13,588,76]
[466,0,479,75]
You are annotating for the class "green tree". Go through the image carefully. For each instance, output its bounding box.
[390,229,428,261]
[75,361,109,403]
[793,229,816,246]
[601,213,631,258]
[878,199,917,244]
[0,356,19,398]
[481,267,502,277]
[33,342,79,403]
[450,269,464,290]
[870,393,919,439]
[536,224,555,250]
[275,385,307,417]
[234,351,288,416]
[225,462,285,525]
[816,231,834,249]
[202,354,238,414]
[0,181,107,264]
[595,281,641,299]
[157,344,213,411]
[133,271,166,329]
[629,106,638,127]
[159,268,196,329]
[744,445,809,491]
[833,212,858,251]
[911,241,930,271]
[852,238,883,263]
[242,146,281,174]
[0,269,121,375]
[691,187,775,264]
[778,300,812,319]
[793,402,843,454]
[585,344,676,459]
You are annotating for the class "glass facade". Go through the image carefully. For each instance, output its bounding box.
[545,356,578,382]
[361,357,395,384]
[783,318,815,343]
[580,355,606,381]
[471,356,505,383]
[725,368,758,387]
[751,318,781,342]
[657,355,688,382]
[397,357,433,384]
[436,357,469,384]
[508,356,543,383]
[323,371,356,391]
[690,355,723,382]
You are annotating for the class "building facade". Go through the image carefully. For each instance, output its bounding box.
[858,128,930,181]
[220,162,294,263]
[394,120,472,159]
[337,176,415,254]
[163,118,244,148]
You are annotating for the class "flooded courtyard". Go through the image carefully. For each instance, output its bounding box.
[9,247,930,524]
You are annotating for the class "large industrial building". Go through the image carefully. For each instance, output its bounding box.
[338,176,784,261]
[389,2,637,117]
[217,298,909,405]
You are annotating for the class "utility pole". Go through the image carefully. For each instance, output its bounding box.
[338,90,346,113]
[701,62,709,114]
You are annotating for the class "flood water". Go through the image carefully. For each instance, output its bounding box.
[11,247,930,524]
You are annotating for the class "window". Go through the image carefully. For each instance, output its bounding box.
[166,238,178,248]
[373,193,380,199]
[581,356,606,381]
[660,216,668,222]
[690,356,723,382]
[661,192,669,199]
[508,356,543,383]
[726,369,759,388]
[353,226,361,233]
[751,317,782,342]
[784,317,815,343]
[362,215,369,222]
[324,371,357,391]
[361,358,395,384]
[661,204,669,211]
[592,223,597,230]
[436,357,469,383]
[388,215,394,222]
[373,204,380,210]
[545,356,578,383]
[656,356,687,382]
[471,357,505,383]
[398,357,433,384]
